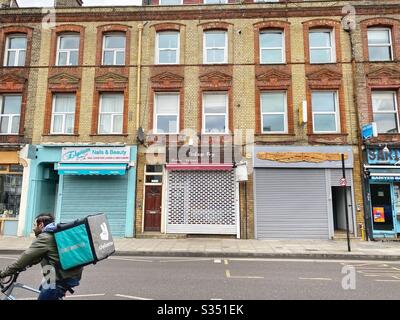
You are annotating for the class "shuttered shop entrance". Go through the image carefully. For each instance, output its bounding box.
[59,175,128,237]
[254,168,330,239]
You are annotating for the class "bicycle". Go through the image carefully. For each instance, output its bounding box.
[0,273,40,300]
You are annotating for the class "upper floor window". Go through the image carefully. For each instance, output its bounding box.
[261,91,287,133]
[203,92,228,134]
[159,0,182,5]
[260,30,284,64]
[156,31,179,64]
[372,91,398,134]
[51,93,76,135]
[0,95,21,135]
[154,93,179,134]
[204,0,228,3]
[103,33,126,66]
[368,28,393,61]
[204,31,227,64]
[309,29,335,64]
[311,91,339,133]
[4,35,27,67]
[56,34,79,66]
[98,93,124,134]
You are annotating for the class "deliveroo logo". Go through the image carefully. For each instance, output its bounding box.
[100,222,109,241]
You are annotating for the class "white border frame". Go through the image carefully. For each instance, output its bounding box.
[155,31,180,65]
[203,30,228,64]
[309,28,336,64]
[260,91,288,134]
[259,29,285,64]
[3,34,27,67]
[56,34,80,67]
[0,94,22,135]
[312,90,340,134]
[202,91,229,135]
[372,90,400,134]
[368,27,394,62]
[50,93,76,135]
[102,33,126,66]
[98,93,124,135]
[154,92,180,135]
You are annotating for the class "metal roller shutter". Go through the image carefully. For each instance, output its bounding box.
[60,175,128,237]
[255,168,329,239]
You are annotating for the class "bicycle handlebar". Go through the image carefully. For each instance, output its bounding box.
[0,273,19,293]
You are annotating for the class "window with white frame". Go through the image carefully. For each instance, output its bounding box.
[203,92,228,134]
[309,29,335,64]
[261,91,287,133]
[0,95,21,135]
[260,30,285,64]
[102,34,126,66]
[372,91,399,134]
[4,35,27,67]
[51,94,76,134]
[156,31,179,64]
[98,93,124,134]
[204,0,228,4]
[312,91,339,133]
[145,165,163,184]
[368,28,393,61]
[154,93,179,134]
[56,34,79,66]
[159,0,182,4]
[204,31,227,64]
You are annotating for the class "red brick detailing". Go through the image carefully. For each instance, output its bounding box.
[253,20,291,65]
[197,21,232,31]
[96,24,131,66]
[151,22,184,32]
[360,18,400,62]
[0,26,33,67]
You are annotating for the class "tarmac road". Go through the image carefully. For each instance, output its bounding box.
[1,255,400,300]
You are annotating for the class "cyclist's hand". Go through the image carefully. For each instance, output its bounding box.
[0,270,7,279]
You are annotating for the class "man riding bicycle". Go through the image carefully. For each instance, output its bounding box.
[0,214,83,300]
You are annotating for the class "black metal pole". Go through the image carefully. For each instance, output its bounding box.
[342,153,351,252]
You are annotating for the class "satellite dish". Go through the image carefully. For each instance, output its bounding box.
[137,127,145,144]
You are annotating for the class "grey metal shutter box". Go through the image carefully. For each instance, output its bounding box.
[254,168,329,239]
[59,175,128,237]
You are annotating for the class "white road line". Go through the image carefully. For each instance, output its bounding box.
[228,258,400,264]
[224,259,229,265]
[0,256,18,260]
[299,277,332,281]
[214,259,222,264]
[225,269,264,279]
[115,294,152,300]
[211,298,223,300]
[159,259,210,263]
[109,257,153,263]
[375,279,400,282]
[65,294,106,299]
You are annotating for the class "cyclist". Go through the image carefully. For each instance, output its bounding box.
[0,214,83,300]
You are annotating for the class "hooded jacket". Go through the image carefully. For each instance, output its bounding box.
[1,223,83,282]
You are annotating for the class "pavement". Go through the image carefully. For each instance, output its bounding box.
[0,236,400,260]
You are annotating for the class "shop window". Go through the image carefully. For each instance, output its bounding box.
[51,93,76,134]
[309,29,335,64]
[261,91,287,133]
[372,91,399,134]
[98,93,124,134]
[311,91,339,133]
[156,31,179,64]
[56,34,80,66]
[0,173,22,218]
[154,93,179,134]
[4,34,27,67]
[203,92,228,134]
[203,31,227,64]
[0,95,22,135]
[260,30,285,64]
[368,27,393,62]
[102,33,126,66]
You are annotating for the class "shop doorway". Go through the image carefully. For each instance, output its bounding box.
[331,186,354,234]
[143,165,163,232]
[370,184,394,232]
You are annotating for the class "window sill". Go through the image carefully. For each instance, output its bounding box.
[307,133,348,136]
[42,134,80,137]
[256,133,295,137]
[89,134,129,137]
[0,134,23,136]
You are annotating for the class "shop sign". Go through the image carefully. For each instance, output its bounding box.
[367,148,400,165]
[167,145,241,164]
[61,147,130,163]
[373,207,385,223]
[362,123,377,140]
[371,176,400,181]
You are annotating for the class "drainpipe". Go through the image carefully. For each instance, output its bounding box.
[136,22,147,142]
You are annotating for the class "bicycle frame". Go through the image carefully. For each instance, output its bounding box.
[1,274,40,300]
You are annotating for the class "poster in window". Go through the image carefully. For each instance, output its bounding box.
[373,207,385,223]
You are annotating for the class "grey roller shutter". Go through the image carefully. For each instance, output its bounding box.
[60,175,128,237]
[255,168,329,239]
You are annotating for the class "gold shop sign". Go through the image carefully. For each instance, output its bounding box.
[256,152,348,163]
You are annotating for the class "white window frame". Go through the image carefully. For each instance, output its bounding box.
[159,0,183,4]
[312,91,340,134]
[203,31,228,64]
[0,95,21,135]
[155,31,180,65]
[98,93,124,135]
[204,0,228,4]
[309,29,336,64]
[260,91,288,134]
[102,33,126,66]
[259,30,285,64]
[154,92,180,135]
[50,94,76,135]
[372,91,399,134]
[3,34,27,67]
[56,34,80,66]
[202,92,228,135]
[368,27,393,62]
[144,165,164,186]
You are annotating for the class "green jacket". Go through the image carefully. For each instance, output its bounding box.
[2,232,83,282]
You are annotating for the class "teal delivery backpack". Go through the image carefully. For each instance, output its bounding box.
[54,213,115,271]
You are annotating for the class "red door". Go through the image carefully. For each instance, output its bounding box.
[144,185,162,231]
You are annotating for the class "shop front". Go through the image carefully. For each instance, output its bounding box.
[0,151,23,236]
[253,145,356,240]
[23,145,137,238]
[365,147,400,239]
[143,144,242,237]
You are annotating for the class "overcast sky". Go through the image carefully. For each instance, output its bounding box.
[18,0,141,6]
